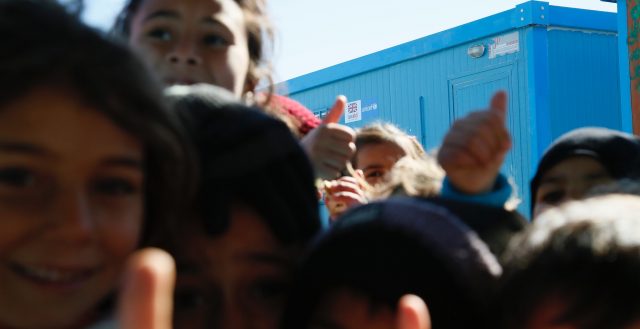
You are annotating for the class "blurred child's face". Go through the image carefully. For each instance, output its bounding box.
[310,289,396,329]
[356,142,406,186]
[534,156,613,217]
[525,297,640,329]
[129,0,251,97]
[0,87,144,328]
[173,204,295,329]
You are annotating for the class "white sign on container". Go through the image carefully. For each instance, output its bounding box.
[489,32,520,59]
[345,100,362,123]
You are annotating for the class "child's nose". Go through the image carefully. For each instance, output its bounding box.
[166,41,203,67]
[47,190,95,243]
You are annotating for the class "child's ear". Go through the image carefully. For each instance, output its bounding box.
[397,295,431,329]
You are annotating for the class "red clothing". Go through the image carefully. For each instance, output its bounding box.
[268,94,321,136]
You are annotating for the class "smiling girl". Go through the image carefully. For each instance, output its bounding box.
[0,0,191,327]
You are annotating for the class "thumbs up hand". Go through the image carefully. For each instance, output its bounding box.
[397,295,431,329]
[118,248,175,329]
[301,95,357,180]
[437,91,512,194]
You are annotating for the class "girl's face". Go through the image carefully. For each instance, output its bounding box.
[533,156,613,217]
[173,204,295,329]
[355,142,406,186]
[128,0,251,97]
[0,86,144,328]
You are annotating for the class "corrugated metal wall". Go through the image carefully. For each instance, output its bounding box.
[291,29,534,214]
[547,28,621,139]
[290,23,620,218]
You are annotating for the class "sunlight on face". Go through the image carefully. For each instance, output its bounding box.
[355,142,406,186]
[128,0,250,96]
[0,86,144,328]
[534,156,613,218]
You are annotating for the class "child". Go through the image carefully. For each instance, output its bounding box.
[497,194,640,329]
[281,198,502,329]
[165,84,322,329]
[114,0,356,180]
[530,127,640,216]
[0,0,192,327]
[324,122,436,220]
[438,91,640,218]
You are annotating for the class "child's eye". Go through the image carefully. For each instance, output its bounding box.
[147,28,172,41]
[366,170,385,179]
[203,35,229,48]
[541,190,565,204]
[0,167,36,188]
[92,178,139,196]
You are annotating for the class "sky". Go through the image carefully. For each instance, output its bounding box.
[83,0,617,83]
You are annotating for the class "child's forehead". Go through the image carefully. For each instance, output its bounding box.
[134,0,240,19]
[540,156,609,183]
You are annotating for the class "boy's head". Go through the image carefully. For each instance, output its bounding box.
[530,127,640,217]
[165,84,321,329]
[499,194,640,329]
[281,198,501,329]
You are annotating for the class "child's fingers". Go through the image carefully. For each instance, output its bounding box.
[443,123,495,165]
[324,123,356,143]
[397,295,431,329]
[329,192,367,206]
[438,143,480,168]
[316,142,355,160]
[458,115,503,154]
[322,95,347,124]
[118,248,175,329]
[320,159,344,175]
[325,179,364,196]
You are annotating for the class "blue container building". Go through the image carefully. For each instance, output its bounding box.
[281,1,621,216]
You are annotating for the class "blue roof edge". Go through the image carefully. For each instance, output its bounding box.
[278,1,617,95]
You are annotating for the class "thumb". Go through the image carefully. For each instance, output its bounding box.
[489,91,508,121]
[118,248,175,329]
[322,95,347,124]
[397,295,431,329]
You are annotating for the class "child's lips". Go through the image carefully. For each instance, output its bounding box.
[165,77,199,85]
[9,262,98,286]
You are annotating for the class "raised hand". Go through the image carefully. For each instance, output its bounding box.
[118,248,175,329]
[301,96,357,180]
[397,295,431,329]
[324,172,368,221]
[437,91,512,194]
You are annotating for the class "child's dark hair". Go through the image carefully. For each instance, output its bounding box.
[281,198,502,329]
[498,195,640,329]
[530,127,640,215]
[112,0,275,93]
[166,84,321,245]
[0,0,194,245]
